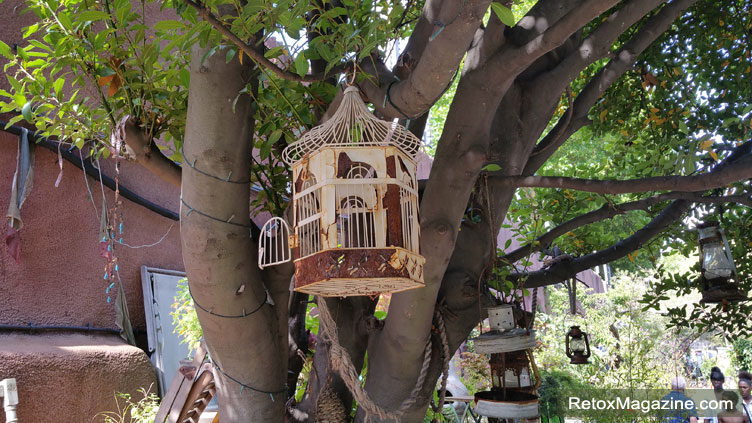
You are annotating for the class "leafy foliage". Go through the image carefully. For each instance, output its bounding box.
[171,278,202,354]
[0,0,194,153]
[732,339,752,373]
[536,273,684,390]
[97,387,160,423]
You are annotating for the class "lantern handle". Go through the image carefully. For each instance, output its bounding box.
[348,61,357,86]
[583,331,592,359]
[527,349,542,391]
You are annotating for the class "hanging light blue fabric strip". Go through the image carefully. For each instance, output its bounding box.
[6,127,36,230]
[430,25,446,41]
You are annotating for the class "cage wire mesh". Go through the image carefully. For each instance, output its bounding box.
[282,86,422,165]
[260,85,426,296]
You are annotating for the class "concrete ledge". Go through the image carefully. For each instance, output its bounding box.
[0,333,157,423]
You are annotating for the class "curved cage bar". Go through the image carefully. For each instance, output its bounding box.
[282,86,422,165]
[258,217,292,269]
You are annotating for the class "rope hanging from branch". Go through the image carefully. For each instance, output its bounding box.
[315,296,433,422]
[432,309,450,414]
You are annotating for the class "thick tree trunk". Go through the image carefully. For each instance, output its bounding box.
[295,297,377,421]
[181,45,286,422]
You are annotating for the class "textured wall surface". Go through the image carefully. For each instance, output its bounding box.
[0,130,183,329]
[0,333,158,423]
[0,3,184,418]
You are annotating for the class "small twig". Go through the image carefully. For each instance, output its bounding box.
[184,0,347,83]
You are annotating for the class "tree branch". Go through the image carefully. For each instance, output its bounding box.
[494,150,752,194]
[358,0,491,119]
[184,0,347,83]
[123,118,182,187]
[506,199,690,288]
[538,0,665,95]
[524,0,698,173]
[501,191,752,264]
[503,139,752,289]
[487,0,621,79]
[506,0,583,46]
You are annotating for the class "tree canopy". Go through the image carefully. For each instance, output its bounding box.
[1,0,751,421]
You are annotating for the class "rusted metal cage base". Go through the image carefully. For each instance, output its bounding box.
[294,248,425,297]
[295,277,424,297]
[474,390,539,420]
[472,330,537,354]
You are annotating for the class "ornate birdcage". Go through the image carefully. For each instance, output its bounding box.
[258,86,425,297]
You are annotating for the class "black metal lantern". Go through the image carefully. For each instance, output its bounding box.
[697,222,747,304]
[565,326,591,365]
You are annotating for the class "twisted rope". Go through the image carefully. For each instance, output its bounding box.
[432,310,450,413]
[528,287,538,330]
[316,297,433,422]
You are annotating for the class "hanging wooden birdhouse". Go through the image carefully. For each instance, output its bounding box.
[258,86,425,297]
[471,304,540,422]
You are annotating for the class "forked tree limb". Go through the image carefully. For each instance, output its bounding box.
[504,140,752,288]
[493,151,752,194]
[487,0,621,79]
[122,118,182,188]
[525,0,698,172]
[501,191,752,264]
[504,199,690,288]
[539,0,666,93]
[359,0,492,119]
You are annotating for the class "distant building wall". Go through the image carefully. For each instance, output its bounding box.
[0,131,183,329]
[0,1,183,420]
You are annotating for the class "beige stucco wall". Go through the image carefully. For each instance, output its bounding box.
[0,2,185,420]
[0,333,158,423]
[0,130,183,329]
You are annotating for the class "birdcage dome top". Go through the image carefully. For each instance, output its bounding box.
[282,86,422,166]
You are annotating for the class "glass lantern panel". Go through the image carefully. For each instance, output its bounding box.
[570,337,587,352]
[504,369,520,387]
[703,243,734,280]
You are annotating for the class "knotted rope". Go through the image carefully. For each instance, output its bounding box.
[316,297,434,422]
[432,310,451,414]
[528,287,538,331]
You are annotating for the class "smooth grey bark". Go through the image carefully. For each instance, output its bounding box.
[134,1,736,422]
[357,3,624,421]
[181,45,286,421]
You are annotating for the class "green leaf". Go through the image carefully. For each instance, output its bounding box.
[78,11,111,22]
[225,47,236,63]
[57,12,73,31]
[22,101,33,122]
[153,20,186,31]
[13,93,26,107]
[490,2,515,27]
[23,23,40,39]
[178,69,190,87]
[0,41,12,59]
[53,77,65,96]
[294,53,308,78]
[678,120,689,134]
[482,163,501,172]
